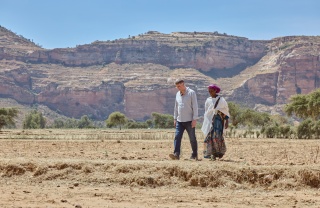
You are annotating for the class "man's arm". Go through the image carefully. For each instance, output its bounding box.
[191,91,198,120]
[173,94,178,120]
[174,94,178,127]
[191,91,198,128]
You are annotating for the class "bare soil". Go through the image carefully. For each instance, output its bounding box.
[0,129,320,208]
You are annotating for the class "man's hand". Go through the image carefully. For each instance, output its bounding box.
[191,120,197,128]
[174,120,176,127]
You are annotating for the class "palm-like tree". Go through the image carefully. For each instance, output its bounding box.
[284,89,320,121]
[284,94,309,119]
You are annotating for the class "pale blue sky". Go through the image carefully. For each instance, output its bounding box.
[1,0,320,49]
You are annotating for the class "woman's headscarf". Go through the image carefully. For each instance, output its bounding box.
[208,84,220,93]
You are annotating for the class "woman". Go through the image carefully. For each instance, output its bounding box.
[201,84,230,160]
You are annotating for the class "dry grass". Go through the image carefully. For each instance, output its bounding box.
[0,129,320,207]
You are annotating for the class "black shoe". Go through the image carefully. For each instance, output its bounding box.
[190,155,198,160]
[169,153,179,160]
[217,153,224,159]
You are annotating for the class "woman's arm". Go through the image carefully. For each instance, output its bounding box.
[225,119,229,129]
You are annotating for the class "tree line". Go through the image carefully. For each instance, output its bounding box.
[0,109,174,130]
[1,88,320,139]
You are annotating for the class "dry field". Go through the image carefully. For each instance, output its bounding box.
[0,129,320,208]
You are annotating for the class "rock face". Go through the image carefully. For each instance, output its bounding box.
[276,54,320,104]
[36,81,125,120]
[0,67,35,104]
[124,88,177,120]
[1,26,320,121]
[230,36,320,109]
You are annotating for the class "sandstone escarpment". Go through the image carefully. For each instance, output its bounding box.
[25,32,267,76]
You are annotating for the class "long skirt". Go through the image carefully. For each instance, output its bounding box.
[203,114,226,159]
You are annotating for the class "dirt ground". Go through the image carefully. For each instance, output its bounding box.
[0,129,320,208]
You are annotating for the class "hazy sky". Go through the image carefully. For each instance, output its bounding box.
[1,0,320,49]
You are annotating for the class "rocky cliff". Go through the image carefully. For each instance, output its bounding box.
[0,26,319,122]
[25,31,267,72]
[229,36,320,110]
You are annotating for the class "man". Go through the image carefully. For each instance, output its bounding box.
[169,78,198,160]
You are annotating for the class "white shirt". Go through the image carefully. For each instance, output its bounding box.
[174,87,199,122]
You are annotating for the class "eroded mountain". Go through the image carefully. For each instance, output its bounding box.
[1,26,319,122]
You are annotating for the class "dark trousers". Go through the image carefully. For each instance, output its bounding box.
[174,121,198,157]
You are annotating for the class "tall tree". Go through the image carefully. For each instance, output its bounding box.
[284,89,320,121]
[228,102,244,127]
[307,89,320,120]
[23,110,46,129]
[78,115,94,128]
[284,94,310,120]
[0,108,18,130]
[106,112,127,130]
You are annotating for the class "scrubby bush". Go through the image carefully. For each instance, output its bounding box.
[263,125,279,138]
[151,112,173,128]
[297,119,313,139]
[278,125,291,138]
[106,112,127,130]
[78,115,94,128]
[125,121,148,129]
[312,120,320,139]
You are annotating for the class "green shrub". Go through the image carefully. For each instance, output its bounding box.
[297,119,313,139]
[264,125,279,138]
[23,110,46,129]
[0,108,18,130]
